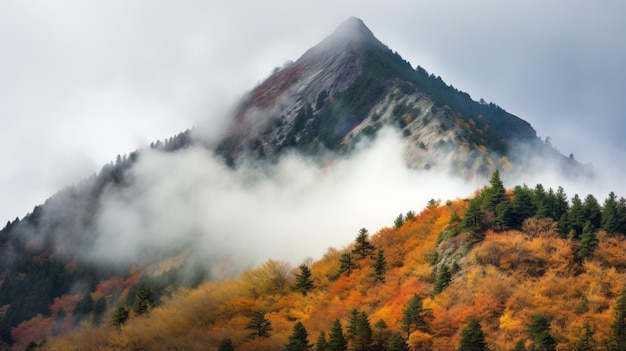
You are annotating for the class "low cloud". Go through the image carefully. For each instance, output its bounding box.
[89,128,480,277]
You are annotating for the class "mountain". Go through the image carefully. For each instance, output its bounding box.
[216,17,586,178]
[0,17,593,349]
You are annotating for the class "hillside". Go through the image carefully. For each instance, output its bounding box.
[0,17,596,349]
[39,173,626,350]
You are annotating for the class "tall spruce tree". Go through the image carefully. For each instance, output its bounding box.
[603,192,621,235]
[285,321,312,351]
[246,311,272,338]
[294,264,314,296]
[352,228,376,259]
[316,331,328,351]
[327,320,348,351]
[483,170,507,213]
[131,283,155,316]
[569,195,586,238]
[339,253,357,277]
[528,314,556,351]
[373,249,387,283]
[457,319,488,351]
[579,221,599,260]
[433,265,452,295]
[583,194,602,231]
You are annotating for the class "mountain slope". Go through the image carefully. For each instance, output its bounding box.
[40,178,626,351]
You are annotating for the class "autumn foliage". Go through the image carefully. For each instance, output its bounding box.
[39,178,626,351]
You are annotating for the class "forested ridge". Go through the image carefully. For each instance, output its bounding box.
[36,172,626,351]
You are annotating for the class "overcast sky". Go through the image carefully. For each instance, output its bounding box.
[1,0,625,223]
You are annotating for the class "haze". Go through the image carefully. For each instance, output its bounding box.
[1,1,625,229]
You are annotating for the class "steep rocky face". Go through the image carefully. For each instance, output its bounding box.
[215,17,551,177]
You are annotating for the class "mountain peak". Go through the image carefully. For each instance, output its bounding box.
[309,17,381,55]
[330,17,376,43]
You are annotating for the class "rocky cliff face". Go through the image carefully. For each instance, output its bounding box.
[215,17,561,178]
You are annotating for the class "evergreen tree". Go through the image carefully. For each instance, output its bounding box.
[463,197,485,229]
[401,294,431,338]
[507,185,536,229]
[372,319,391,350]
[327,320,348,351]
[533,184,549,219]
[528,314,556,351]
[574,322,594,351]
[618,197,626,234]
[394,213,405,229]
[346,309,360,342]
[583,194,602,230]
[352,228,376,259]
[553,186,569,221]
[610,287,626,351]
[285,321,312,351]
[569,195,585,238]
[457,319,488,351]
[294,264,314,296]
[351,312,373,351]
[387,332,409,351]
[339,253,357,277]
[373,249,387,283]
[405,211,416,221]
[603,192,621,235]
[218,338,235,351]
[131,283,155,316]
[433,265,452,295]
[579,221,598,260]
[111,306,129,327]
[316,331,328,351]
[483,170,507,213]
[246,311,272,338]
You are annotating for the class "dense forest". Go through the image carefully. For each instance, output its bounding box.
[31,171,626,351]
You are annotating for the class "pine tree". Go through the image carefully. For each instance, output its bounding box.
[401,294,431,338]
[339,253,357,277]
[246,311,272,338]
[218,338,235,351]
[610,287,626,351]
[528,314,556,351]
[483,170,507,213]
[285,321,312,351]
[294,264,314,296]
[351,312,373,351]
[553,186,569,219]
[603,192,621,235]
[463,197,485,229]
[327,320,348,351]
[110,306,129,327]
[579,221,598,260]
[569,195,585,238]
[352,228,376,259]
[316,331,328,351]
[457,319,488,351]
[433,265,452,295]
[372,319,391,349]
[583,194,602,230]
[131,283,155,316]
[394,214,405,229]
[373,249,387,283]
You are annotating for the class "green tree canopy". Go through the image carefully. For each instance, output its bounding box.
[352,228,376,259]
[294,264,314,296]
[401,294,431,338]
[457,319,488,351]
[327,319,348,351]
[246,310,272,339]
[285,321,312,351]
